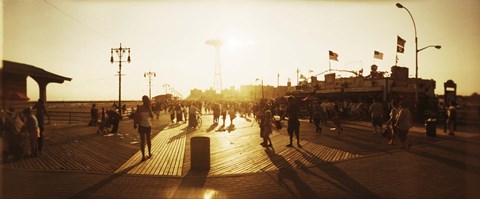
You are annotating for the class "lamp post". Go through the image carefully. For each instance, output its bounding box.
[110,43,131,113]
[144,70,156,99]
[396,3,419,106]
[397,3,442,118]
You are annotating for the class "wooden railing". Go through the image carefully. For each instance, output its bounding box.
[48,110,134,124]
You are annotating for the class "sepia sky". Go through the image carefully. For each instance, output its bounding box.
[2,0,480,101]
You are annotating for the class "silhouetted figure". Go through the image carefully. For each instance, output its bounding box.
[283,97,301,148]
[22,108,39,157]
[169,105,175,123]
[175,104,183,123]
[212,103,220,124]
[134,95,154,161]
[261,110,273,147]
[2,107,24,162]
[228,105,236,127]
[107,110,121,133]
[446,102,456,136]
[188,104,199,128]
[97,108,109,134]
[332,103,343,133]
[312,101,322,133]
[122,104,127,114]
[32,99,50,154]
[369,98,384,135]
[89,104,99,126]
[221,105,227,126]
[386,100,399,145]
[395,101,412,150]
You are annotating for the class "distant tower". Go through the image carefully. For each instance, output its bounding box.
[206,38,222,93]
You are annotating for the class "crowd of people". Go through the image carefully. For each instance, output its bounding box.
[1,94,457,163]
[0,99,49,162]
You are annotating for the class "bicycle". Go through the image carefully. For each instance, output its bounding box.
[189,113,202,129]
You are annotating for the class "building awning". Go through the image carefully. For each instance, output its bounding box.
[2,60,72,83]
[0,92,30,101]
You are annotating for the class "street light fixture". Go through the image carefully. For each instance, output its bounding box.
[144,70,156,99]
[418,45,441,53]
[110,43,131,113]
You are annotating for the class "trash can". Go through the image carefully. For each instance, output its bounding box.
[425,118,437,137]
[190,136,210,171]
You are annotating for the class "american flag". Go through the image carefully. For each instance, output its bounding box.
[397,36,406,53]
[329,50,339,61]
[374,50,384,60]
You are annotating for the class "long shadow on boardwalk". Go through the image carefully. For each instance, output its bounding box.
[265,147,318,198]
[409,149,480,175]
[171,170,208,198]
[295,147,380,199]
[69,161,143,199]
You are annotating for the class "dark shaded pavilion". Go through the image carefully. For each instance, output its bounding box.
[1,60,72,110]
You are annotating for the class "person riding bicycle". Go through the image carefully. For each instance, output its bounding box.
[188,104,201,128]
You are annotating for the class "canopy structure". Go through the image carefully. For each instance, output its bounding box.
[1,60,72,108]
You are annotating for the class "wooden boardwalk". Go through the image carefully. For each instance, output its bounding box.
[1,125,139,173]
[115,123,187,176]
[194,117,361,176]
[2,113,362,177]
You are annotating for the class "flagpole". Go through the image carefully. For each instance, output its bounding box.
[296,68,299,85]
[395,53,398,66]
[329,60,331,73]
[277,73,279,87]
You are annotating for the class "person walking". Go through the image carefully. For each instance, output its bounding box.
[228,105,237,127]
[133,95,154,161]
[261,110,274,147]
[175,104,183,123]
[332,103,343,133]
[395,101,412,149]
[182,105,188,124]
[320,100,329,124]
[32,99,50,154]
[283,97,301,148]
[22,108,39,157]
[446,102,456,136]
[89,104,99,126]
[221,104,227,126]
[313,101,322,133]
[369,98,384,135]
[212,103,220,124]
[386,100,399,145]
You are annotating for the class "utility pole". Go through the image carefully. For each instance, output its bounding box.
[144,70,156,99]
[110,43,131,113]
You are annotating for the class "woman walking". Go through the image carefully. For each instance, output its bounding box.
[395,100,412,149]
[134,95,154,161]
[386,100,399,145]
